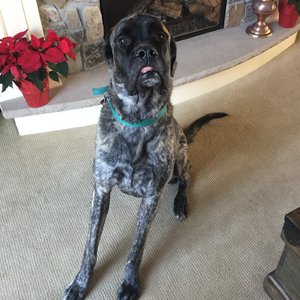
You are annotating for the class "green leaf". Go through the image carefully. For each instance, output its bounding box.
[25,69,48,91]
[27,73,44,92]
[49,71,60,82]
[47,61,69,78]
[295,2,300,15]
[32,78,44,92]
[0,71,14,93]
[0,79,7,92]
[2,83,9,92]
[47,61,59,72]
[56,61,69,78]
[27,69,47,82]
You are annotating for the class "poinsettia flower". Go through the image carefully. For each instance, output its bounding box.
[43,47,65,63]
[13,29,28,41]
[46,30,60,43]
[58,39,70,54]
[59,37,76,60]
[1,28,75,93]
[1,36,13,46]
[30,34,41,49]
[0,54,9,68]
[67,50,76,60]
[61,36,76,48]
[0,43,9,54]
[1,63,13,75]
[40,53,47,66]
[10,65,26,80]
[39,37,53,50]
[14,39,28,53]
[57,39,75,60]
[9,54,17,63]
[18,50,42,73]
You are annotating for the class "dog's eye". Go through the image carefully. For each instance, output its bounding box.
[158,32,166,41]
[118,37,126,46]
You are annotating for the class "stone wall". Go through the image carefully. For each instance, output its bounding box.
[37,0,255,74]
[37,0,105,74]
[225,0,256,27]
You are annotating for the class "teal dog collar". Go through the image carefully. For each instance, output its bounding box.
[109,101,167,128]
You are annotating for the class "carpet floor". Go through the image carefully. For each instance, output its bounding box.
[0,35,299,300]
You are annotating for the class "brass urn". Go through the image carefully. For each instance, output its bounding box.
[246,0,278,38]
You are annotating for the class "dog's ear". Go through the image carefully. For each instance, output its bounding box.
[104,33,113,67]
[170,35,177,77]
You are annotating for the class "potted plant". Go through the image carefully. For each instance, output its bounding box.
[0,29,76,108]
[278,0,300,28]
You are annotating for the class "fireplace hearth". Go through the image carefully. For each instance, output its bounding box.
[100,0,227,40]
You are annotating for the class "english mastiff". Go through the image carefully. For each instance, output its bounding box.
[64,13,227,300]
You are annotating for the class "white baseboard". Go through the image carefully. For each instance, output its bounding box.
[14,32,297,136]
[15,106,100,136]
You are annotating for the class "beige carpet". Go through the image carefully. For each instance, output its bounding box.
[1,35,300,300]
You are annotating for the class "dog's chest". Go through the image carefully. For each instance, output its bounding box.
[95,127,175,197]
[116,132,168,196]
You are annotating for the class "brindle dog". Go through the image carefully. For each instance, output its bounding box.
[64,14,227,300]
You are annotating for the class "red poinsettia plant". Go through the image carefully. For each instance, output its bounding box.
[0,29,76,92]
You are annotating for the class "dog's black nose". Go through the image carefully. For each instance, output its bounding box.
[136,47,158,59]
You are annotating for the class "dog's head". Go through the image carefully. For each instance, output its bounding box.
[105,14,177,96]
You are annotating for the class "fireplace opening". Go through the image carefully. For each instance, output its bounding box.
[100,0,227,41]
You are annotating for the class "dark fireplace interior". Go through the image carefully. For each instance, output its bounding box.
[100,0,227,41]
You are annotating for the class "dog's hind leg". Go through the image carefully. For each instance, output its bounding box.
[64,183,111,300]
[117,193,160,300]
[173,134,190,221]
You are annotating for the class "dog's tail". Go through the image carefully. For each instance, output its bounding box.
[184,113,228,144]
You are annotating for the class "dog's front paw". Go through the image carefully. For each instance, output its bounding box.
[64,280,86,300]
[117,279,141,300]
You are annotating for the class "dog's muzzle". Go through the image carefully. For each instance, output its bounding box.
[134,45,158,61]
[133,45,161,88]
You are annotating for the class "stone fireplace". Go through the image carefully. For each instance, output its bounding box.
[37,0,255,73]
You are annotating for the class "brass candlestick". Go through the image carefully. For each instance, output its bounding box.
[246,0,277,38]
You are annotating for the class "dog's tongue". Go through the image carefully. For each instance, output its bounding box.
[141,66,153,74]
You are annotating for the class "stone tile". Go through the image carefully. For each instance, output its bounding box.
[81,6,104,42]
[226,2,246,27]
[86,28,104,43]
[45,0,66,9]
[82,6,103,29]
[69,28,85,43]
[39,5,61,24]
[65,9,82,29]
[82,40,105,70]
[243,2,256,24]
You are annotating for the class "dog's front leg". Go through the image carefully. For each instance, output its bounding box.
[64,183,111,300]
[117,194,160,300]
